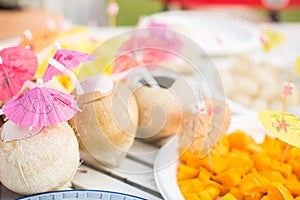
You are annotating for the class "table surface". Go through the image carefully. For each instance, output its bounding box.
[1,22,300,200]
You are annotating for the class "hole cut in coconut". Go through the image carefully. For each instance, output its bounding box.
[0,116,4,128]
[139,76,176,89]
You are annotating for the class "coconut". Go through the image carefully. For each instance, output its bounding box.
[178,98,232,156]
[129,70,185,142]
[74,80,138,167]
[134,86,181,141]
[0,121,79,195]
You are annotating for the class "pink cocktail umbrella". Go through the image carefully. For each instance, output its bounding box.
[43,43,97,82]
[0,46,38,101]
[113,22,182,74]
[1,78,79,128]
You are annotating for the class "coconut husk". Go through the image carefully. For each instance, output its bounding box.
[178,98,232,156]
[134,86,181,141]
[0,122,79,195]
[68,117,90,154]
[74,86,138,167]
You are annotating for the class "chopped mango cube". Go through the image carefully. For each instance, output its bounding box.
[220,193,238,200]
[177,165,199,181]
[271,162,293,178]
[251,153,272,171]
[267,182,294,200]
[285,180,300,196]
[182,193,201,200]
[205,185,220,199]
[226,154,254,176]
[259,170,285,184]
[261,136,284,159]
[230,187,243,200]
[246,143,263,154]
[239,173,269,196]
[178,179,203,193]
[289,158,300,179]
[197,191,213,200]
[197,166,211,181]
[285,147,300,161]
[244,192,265,200]
[227,130,255,149]
[212,169,241,188]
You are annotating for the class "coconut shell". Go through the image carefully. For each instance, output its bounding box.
[134,86,181,141]
[178,99,232,157]
[74,86,138,167]
[0,122,79,195]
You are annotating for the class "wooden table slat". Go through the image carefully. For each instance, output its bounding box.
[80,152,159,193]
[72,165,162,200]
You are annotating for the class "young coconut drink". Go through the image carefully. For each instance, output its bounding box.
[0,78,80,195]
[73,74,139,167]
[0,121,79,195]
[178,97,232,158]
[128,68,195,142]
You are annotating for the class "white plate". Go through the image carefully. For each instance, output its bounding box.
[139,11,261,56]
[154,116,265,200]
[18,190,146,200]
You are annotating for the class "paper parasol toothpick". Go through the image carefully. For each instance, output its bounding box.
[43,43,97,82]
[114,22,182,74]
[258,68,300,148]
[188,96,232,158]
[258,110,300,148]
[0,78,80,128]
[0,46,38,101]
[112,23,182,88]
[47,58,84,95]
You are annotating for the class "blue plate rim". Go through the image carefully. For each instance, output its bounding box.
[17,189,147,200]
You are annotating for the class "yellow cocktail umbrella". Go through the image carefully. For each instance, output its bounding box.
[258,110,300,148]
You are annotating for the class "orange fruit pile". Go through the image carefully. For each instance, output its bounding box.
[177,130,300,200]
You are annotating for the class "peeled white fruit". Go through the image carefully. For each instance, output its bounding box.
[0,121,79,195]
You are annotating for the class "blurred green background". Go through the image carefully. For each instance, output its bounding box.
[115,0,164,26]
[281,9,300,21]
[114,0,300,26]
